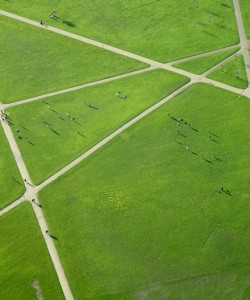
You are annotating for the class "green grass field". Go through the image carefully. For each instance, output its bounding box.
[207,54,248,88]
[38,83,250,299]
[0,124,25,209]
[0,202,63,299]
[0,0,239,62]
[239,0,250,38]
[0,15,147,103]
[6,69,189,184]
[173,47,240,75]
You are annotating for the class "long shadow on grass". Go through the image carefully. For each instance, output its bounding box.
[50,234,59,241]
[62,20,76,27]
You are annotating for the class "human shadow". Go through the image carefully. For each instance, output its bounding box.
[191,151,198,155]
[84,102,98,110]
[12,177,21,185]
[211,138,220,144]
[214,156,222,161]
[190,127,199,132]
[178,133,187,138]
[62,20,76,27]
[50,234,59,241]
[173,140,183,145]
[78,132,86,138]
[51,129,60,136]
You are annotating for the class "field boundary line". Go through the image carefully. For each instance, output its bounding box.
[202,49,241,77]
[3,66,155,108]
[168,44,240,65]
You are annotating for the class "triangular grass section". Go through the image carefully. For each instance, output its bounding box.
[207,54,248,88]
[0,202,64,300]
[6,69,189,184]
[0,15,147,103]
[0,124,25,209]
[173,47,240,75]
[38,83,250,299]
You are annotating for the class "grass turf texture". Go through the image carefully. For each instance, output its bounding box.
[0,15,147,104]
[0,0,239,62]
[6,69,189,185]
[38,83,250,299]
[0,124,25,209]
[0,202,63,299]
[207,54,248,89]
[173,47,240,75]
[239,0,250,39]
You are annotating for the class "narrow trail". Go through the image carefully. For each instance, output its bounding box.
[0,104,74,300]
[233,0,250,89]
[202,49,241,77]
[168,44,240,65]
[0,195,26,217]
[4,66,156,109]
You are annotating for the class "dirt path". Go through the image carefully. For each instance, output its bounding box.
[233,0,250,87]
[4,66,155,108]
[0,104,73,300]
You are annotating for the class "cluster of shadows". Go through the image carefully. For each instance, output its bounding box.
[168,113,232,196]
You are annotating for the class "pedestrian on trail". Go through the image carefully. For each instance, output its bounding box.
[45,230,49,235]
[24,179,27,183]
[32,199,35,203]
[40,20,44,26]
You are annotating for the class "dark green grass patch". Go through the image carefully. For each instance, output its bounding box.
[38,83,250,299]
[0,15,147,103]
[0,124,25,209]
[0,202,63,300]
[0,0,239,62]
[7,69,189,184]
[207,54,248,88]
[173,47,240,75]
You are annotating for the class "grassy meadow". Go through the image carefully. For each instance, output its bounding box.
[6,69,189,184]
[0,15,147,103]
[0,202,63,300]
[0,124,25,209]
[0,0,239,62]
[38,83,250,299]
